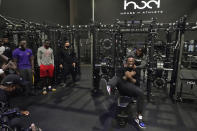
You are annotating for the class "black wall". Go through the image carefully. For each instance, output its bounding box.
[95,0,197,40]
[95,0,197,24]
[70,0,92,25]
[0,0,69,25]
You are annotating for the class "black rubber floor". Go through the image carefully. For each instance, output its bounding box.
[11,65,197,131]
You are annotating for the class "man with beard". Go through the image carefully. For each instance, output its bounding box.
[12,39,34,96]
[37,40,56,95]
[107,56,146,128]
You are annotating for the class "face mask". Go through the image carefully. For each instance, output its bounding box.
[44,45,49,49]
[65,46,70,49]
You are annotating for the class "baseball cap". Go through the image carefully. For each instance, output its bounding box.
[1,74,29,86]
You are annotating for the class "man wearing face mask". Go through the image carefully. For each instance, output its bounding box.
[59,41,76,86]
[37,40,56,95]
[12,39,34,96]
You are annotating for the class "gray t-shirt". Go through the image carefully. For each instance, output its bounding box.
[37,46,54,66]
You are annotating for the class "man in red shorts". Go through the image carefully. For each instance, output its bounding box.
[37,40,56,95]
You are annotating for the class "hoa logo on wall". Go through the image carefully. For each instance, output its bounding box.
[124,0,160,10]
[121,0,163,15]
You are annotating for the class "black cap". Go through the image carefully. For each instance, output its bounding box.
[135,44,144,49]
[1,74,29,86]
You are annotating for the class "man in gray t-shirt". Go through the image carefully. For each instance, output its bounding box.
[37,40,56,95]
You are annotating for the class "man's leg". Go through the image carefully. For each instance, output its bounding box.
[10,116,30,130]
[105,76,120,95]
[40,65,47,95]
[117,80,146,128]
[70,66,76,83]
[108,76,119,87]
[19,69,29,95]
[118,80,144,114]
[48,64,56,91]
[26,68,33,94]
[63,64,70,85]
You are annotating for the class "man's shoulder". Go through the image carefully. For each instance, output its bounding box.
[26,48,32,51]
[13,48,20,52]
[0,46,5,49]
[49,48,53,51]
[38,46,44,50]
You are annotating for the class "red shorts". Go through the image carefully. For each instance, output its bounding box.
[40,64,54,78]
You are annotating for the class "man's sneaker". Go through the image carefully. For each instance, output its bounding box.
[107,85,111,95]
[135,115,146,128]
[42,90,47,95]
[42,87,47,95]
[48,86,52,90]
[48,86,56,92]
[52,88,56,92]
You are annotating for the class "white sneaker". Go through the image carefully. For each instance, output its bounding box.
[107,85,111,95]
[135,115,146,128]
[48,86,52,90]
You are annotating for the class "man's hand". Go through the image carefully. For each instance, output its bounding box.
[122,76,127,80]
[8,61,17,70]
[133,64,136,69]
[2,64,9,71]
[32,68,35,74]
[130,77,136,84]
[21,110,30,116]
[130,71,136,77]
[125,71,131,78]
[30,123,42,131]
[125,71,136,78]
[59,64,63,68]
[124,71,137,84]
[72,63,76,68]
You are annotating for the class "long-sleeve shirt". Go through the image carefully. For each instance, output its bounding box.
[120,67,140,86]
[37,46,54,66]
[59,47,76,65]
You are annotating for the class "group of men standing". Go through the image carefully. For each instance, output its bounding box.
[1,37,76,95]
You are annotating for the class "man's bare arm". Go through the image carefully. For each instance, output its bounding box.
[124,71,137,83]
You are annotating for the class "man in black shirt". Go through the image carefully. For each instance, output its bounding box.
[59,41,76,85]
[108,56,146,128]
[2,35,12,59]
[126,46,147,86]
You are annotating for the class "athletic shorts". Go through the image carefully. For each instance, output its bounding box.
[40,64,54,78]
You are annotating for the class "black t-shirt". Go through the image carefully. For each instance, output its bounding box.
[3,45,12,59]
[120,67,140,86]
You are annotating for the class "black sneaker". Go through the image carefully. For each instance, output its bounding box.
[135,116,146,128]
